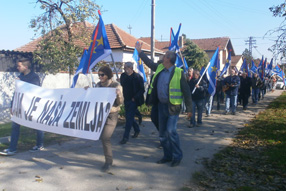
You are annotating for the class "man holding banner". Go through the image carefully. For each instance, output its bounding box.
[135,42,192,167]
[0,58,44,156]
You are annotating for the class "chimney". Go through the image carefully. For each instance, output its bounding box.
[179,35,184,48]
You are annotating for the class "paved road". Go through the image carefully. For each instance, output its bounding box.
[0,90,283,191]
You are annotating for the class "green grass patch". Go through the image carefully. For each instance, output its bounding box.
[187,91,286,190]
[0,123,75,152]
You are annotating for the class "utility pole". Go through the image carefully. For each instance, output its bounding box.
[245,36,257,57]
[151,0,155,62]
[127,24,132,34]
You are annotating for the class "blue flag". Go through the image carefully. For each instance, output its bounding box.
[257,56,265,80]
[250,60,258,75]
[169,24,181,52]
[206,47,219,96]
[240,59,251,76]
[133,43,147,83]
[175,53,188,72]
[266,58,273,76]
[219,50,231,77]
[71,49,88,88]
[82,10,112,73]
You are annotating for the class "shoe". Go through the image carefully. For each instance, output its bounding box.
[0,149,17,156]
[29,146,44,152]
[224,111,229,115]
[206,114,210,117]
[119,138,128,144]
[196,123,202,127]
[101,163,112,172]
[138,116,142,125]
[231,111,236,115]
[171,160,181,167]
[132,131,140,138]
[156,158,172,164]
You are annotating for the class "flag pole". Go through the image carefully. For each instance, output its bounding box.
[192,61,211,94]
[89,70,96,88]
[110,53,119,79]
[178,49,187,73]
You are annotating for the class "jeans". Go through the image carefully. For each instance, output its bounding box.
[225,94,237,113]
[205,96,213,115]
[151,104,159,131]
[158,103,182,161]
[252,88,260,104]
[123,100,140,140]
[191,99,204,126]
[8,122,44,152]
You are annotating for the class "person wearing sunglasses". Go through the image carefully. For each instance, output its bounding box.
[87,66,123,172]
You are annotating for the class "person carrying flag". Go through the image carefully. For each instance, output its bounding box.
[188,70,207,127]
[135,42,192,167]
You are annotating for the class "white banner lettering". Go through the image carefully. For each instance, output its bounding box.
[11,80,116,140]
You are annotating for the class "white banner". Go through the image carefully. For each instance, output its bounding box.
[11,80,116,141]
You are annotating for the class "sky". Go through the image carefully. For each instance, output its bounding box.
[0,0,284,63]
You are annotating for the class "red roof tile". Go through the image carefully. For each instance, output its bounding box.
[15,22,164,54]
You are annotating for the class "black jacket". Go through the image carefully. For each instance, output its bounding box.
[188,78,207,101]
[120,72,145,106]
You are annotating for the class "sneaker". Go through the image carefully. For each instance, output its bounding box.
[0,149,17,156]
[29,146,44,152]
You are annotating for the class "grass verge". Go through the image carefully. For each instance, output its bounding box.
[0,123,76,152]
[184,92,286,191]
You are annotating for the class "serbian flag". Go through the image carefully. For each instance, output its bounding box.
[82,10,112,73]
[133,42,147,83]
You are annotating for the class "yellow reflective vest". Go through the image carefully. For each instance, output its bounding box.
[148,64,183,105]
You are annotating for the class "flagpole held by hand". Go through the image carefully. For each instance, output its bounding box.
[192,61,210,94]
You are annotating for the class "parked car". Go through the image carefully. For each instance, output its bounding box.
[276,79,285,90]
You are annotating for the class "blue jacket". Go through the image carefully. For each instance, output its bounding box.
[223,75,240,96]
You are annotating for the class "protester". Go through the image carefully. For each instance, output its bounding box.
[135,42,192,167]
[223,68,240,115]
[187,67,193,81]
[239,72,252,110]
[204,84,213,117]
[119,62,145,144]
[215,77,224,110]
[188,70,207,127]
[0,58,44,156]
[87,66,124,172]
[251,73,262,104]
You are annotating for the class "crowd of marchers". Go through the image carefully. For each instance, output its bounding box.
[187,66,279,128]
[0,44,280,174]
